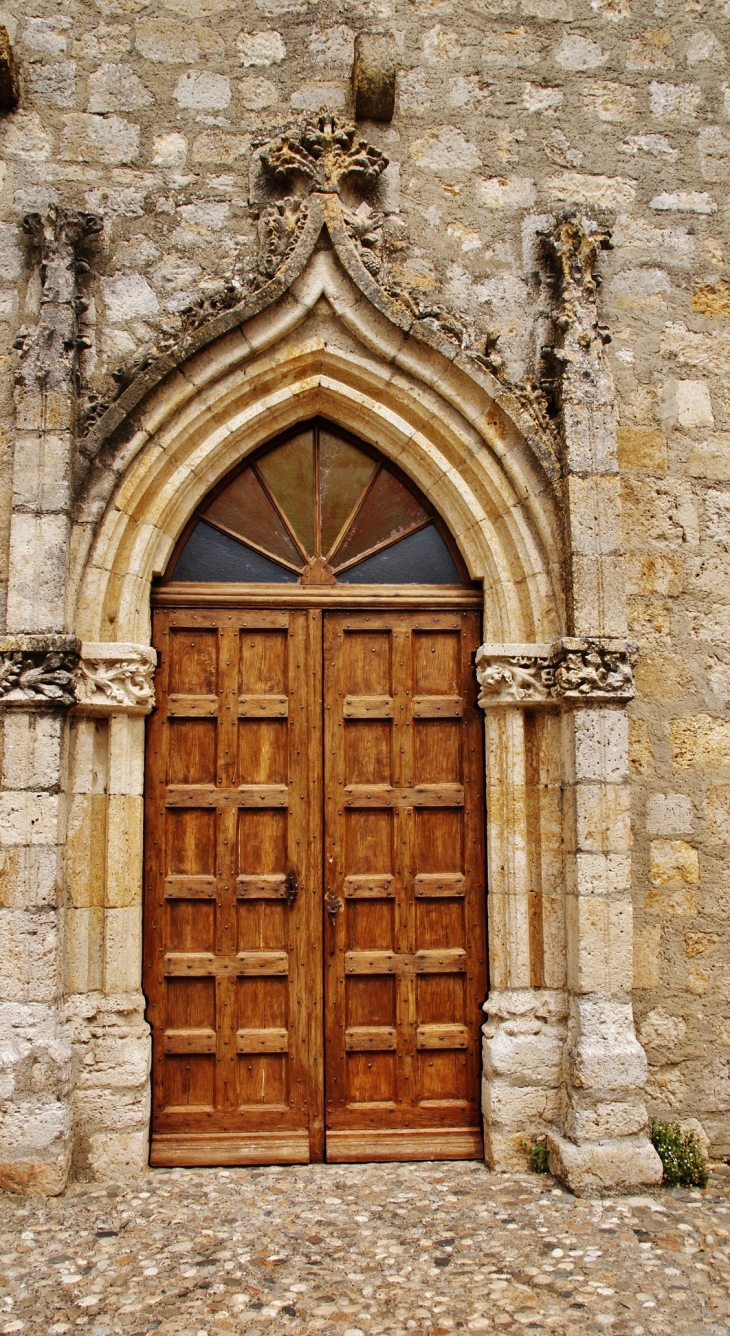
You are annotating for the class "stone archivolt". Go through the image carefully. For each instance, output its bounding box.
[476,637,639,707]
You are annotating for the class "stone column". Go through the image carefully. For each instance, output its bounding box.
[0,637,79,1193]
[66,643,156,1182]
[538,211,662,1193]
[0,209,102,1193]
[476,647,568,1171]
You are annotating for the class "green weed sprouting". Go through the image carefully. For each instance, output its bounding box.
[649,1119,709,1188]
[519,1137,550,1174]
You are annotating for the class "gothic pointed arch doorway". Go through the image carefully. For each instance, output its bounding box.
[144,418,487,1167]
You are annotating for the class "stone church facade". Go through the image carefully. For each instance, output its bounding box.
[0,0,728,1196]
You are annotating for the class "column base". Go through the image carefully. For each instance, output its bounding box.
[547,1132,663,1196]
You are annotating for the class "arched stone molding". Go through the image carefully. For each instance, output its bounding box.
[70,248,563,649]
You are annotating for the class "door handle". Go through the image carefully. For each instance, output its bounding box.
[325,889,342,952]
[284,867,299,907]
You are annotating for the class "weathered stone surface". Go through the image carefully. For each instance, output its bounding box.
[353,31,396,123]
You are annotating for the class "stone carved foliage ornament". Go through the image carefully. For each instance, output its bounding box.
[476,638,638,708]
[76,644,157,715]
[260,112,389,195]
[0,636,80,708]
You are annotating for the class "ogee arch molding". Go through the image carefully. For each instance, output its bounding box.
[71,249,564,647]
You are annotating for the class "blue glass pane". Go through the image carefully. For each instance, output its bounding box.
[338,524,460,584]
[172,521,298,583]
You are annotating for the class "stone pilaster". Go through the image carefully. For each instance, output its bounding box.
[0,211,103,1194]
[0,634,80,1193]
[535,210,662,1193]
[476,644,567,1171]
[66,643,155,1182]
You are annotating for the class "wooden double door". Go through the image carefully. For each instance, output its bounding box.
[144,605,487,1166]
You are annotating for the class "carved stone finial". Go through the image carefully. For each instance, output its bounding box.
[260,111,388,196]
[548,209,612,309]
[14,207,103,401]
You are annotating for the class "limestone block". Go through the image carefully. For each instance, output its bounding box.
[66,792,107,909]
[0,845,58,911]
[173,70,231,111]
[483,1023,564,1086]
[566,896,634,994]
[237,30,286,66]
[646,793,693,838]
[0,1092,71,1195]
[567,476,623,557]
[649,839,699,886]
[664,378,714,429]
[649,81,702,119]
[6,513,70,632]
[686,434,730,480]
[101,273,160,324]
[629,718,655,775]
[105,794,143,908]
[12,431,72,513]
[645,882,697,916]
[565,851,632,899]
[572,783,631,854]
[571,557,629,639]
[88,63,153,114]
[483,1125,531,1172]
[483,1078,562,1126]
[60,113,140,166]
[548,1133,662,1195]
[104,907,141,991]
[0,791,61,847]
[68,719,108,797]
[565,1094,649,1141]
[570,709,629,784]
[64,906,103,994]
[109,715,146,796]
[75,1033,150,1091]
[87,1129,149,1183]
[2,713,63,792]
[568,998,649,1091]
[706,785,730,842]
[633,919,662,988]
[617,426,668,472]
[135,17,225,63]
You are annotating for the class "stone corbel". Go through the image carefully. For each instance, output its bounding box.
[0,634,80,708]
[75,643,157,715]
[476,637,638,709]
[0,27,19,110]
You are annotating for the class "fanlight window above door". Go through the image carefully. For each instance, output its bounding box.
[169,420,465,585]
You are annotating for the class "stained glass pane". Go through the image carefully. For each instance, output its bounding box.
[172,521,298,583]
[204,468,302,569]
[319,429,377,558]
[257,430,314,556]
[337,524,460,584]
[332,467,428,568]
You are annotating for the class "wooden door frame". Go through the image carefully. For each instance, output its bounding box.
[144,583,487,1164]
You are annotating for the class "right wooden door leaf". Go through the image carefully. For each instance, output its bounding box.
[322,610,487,1162]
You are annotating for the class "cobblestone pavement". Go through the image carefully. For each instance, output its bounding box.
[2,1160,730,1336]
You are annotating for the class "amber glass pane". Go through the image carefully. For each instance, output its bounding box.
[257,430,315,556]
[319,429,377,558]
[204,468,302,569]
[333,467,429,568]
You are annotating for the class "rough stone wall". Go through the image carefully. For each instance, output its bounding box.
[0,0,729,1157]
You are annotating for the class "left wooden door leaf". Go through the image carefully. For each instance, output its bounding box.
[144,609,323,1166]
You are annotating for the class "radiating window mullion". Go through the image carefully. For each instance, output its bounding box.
[313,422,321,559]
[331,515,433,574]
[252,462,311,564]
[202,515,304,574]
[325,463,383,564]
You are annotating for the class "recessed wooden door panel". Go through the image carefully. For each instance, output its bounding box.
[144,608,323,1166]
[323,611,487,1162]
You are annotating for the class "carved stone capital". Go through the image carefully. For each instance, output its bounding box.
[476,637,638,709]
[75,643,157,715]
[0,634,80,709]
[260,112,388,197]
[476,644,553,707]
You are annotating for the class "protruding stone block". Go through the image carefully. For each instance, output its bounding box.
[353,33,396,122]
[0,27,19,112]
[547,1132,663,1196]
